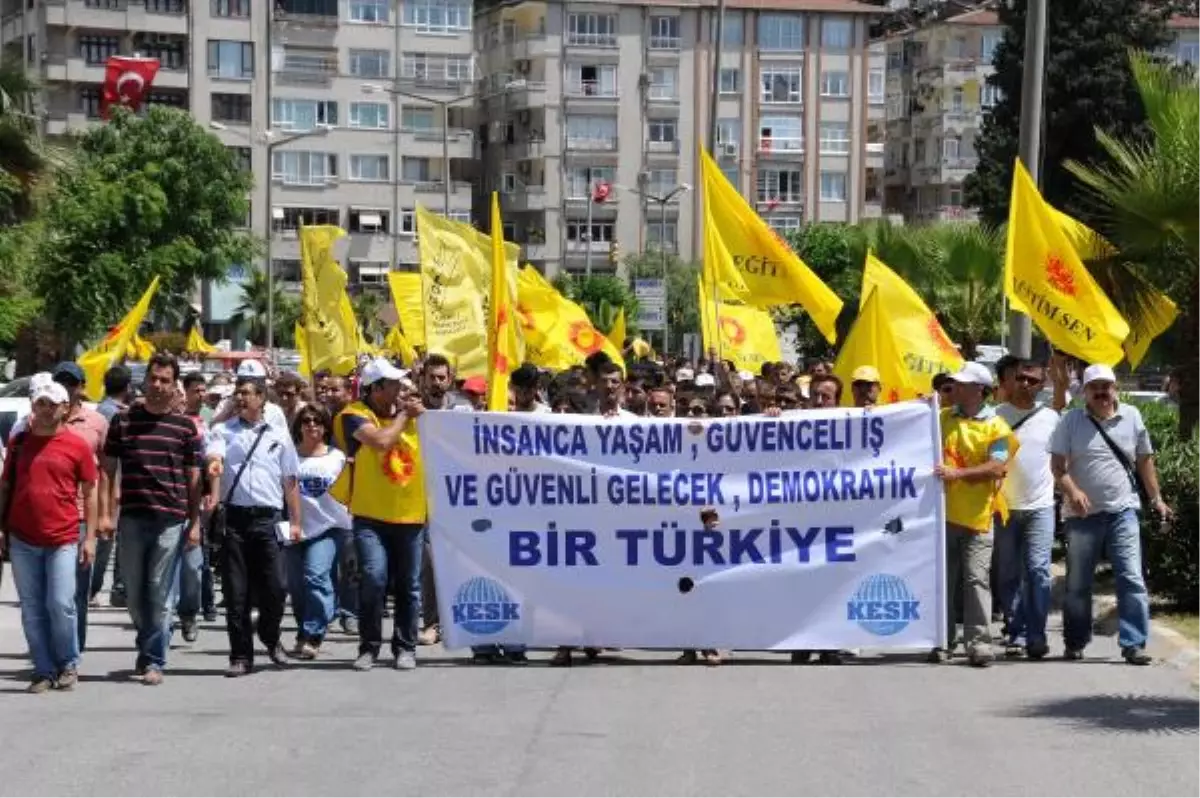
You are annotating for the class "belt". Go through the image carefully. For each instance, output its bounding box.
[226,505,280,520]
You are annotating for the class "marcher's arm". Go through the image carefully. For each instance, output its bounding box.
[1052,453,1091,516]
[1136,454,1172,520]
[80,480,98,566]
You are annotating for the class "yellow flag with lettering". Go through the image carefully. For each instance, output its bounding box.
[861,251,963,393]
[1004,160,1129,364]
[487,193,520,411]
[186,325,217,354]
[416,206,520,378]
[607,307,626,350]
[697,279,782,375]
[300,224,358,376]
[386,271,426,348]
[833,287,919,407]
[77,276,160,400]
[700,150,842,342]
[517,266,625,372]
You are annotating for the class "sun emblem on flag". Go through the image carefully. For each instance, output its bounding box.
[516,304,536,331]
[943,448,968,469]
[1045,254,1078,297]
[719,316,746,346]
[927,317,960,359]
[886,388,900,403]
[568,320,604,355]
[382,445,416,485]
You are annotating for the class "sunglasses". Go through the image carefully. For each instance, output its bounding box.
[1015,374,1043,386]
[687,405,707,416]
[299,417,325,427]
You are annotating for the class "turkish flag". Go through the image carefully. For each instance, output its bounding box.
[591,181,611,203]
[100,56,160,118]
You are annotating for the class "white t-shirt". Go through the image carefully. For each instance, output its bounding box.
[996,403,1059,511]
[296,448,351,539]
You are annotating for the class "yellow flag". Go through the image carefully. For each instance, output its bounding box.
[607,308,627,350]
[416,206,520,378]
[486,194,519,411]
[861,251,963,393]
[126,332,155,361]
[517,265,625,373]
[300,224,358,375]
[386,272,426,348]
[833,287,919,407]
[1004,160,1129,364]
[186,325,217,354]
[77,276,160,400]
[384,325,418,365]
[700,150,842,342]
[698,279,782,375]
[295,322,310,378]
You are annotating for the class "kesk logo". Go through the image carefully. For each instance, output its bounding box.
[847,574,920,636]
[1044,254,1078,297]
[568,320,605,355]
[719,316,746,346]
[382,445,416,485]
[452,576,520,635]
[926,316,960,359]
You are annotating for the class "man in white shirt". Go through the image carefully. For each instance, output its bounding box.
[994,358,1065,660]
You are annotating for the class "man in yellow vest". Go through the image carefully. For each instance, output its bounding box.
[933,361,1018,667]
[333,358,427,672]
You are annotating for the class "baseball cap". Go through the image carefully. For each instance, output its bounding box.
[1082,363,1117,386]
[461,375,487,395]
[675,367,695,383]
[360,356,407,387]
[236,359,267,378]
[948,361,994,387]
[52,361,85,384]
[694,373,716,388]
[851,365,881,384]
[32,379,69,405]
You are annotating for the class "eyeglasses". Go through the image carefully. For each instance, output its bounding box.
[1015,375,1043,386]
[299,417,324,428]
[687,405,707,416]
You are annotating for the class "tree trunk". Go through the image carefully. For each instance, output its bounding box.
[1176,273,1198,439]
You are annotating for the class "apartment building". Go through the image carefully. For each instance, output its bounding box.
[0,0,477,332]
[474,0,884,276]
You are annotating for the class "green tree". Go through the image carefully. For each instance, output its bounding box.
[35,106,257,348]
[964,0,1178,227]
[624,253,698,354]
[230,268,290,347]
[0,58,71,225]
[920,224,1004,360]
[351,289,387,342]
[0,221,44,350]
[1066,52,1200,435]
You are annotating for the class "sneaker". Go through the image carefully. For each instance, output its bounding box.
[1026,642,1050,660]
[54,668,79,691]
[142,669,164,686]
[926,647,949,664]
[967,646,994,668]
[394,651,417,671]
[180,618,199,643]
[267,646,290,668]
[1122,647,1152,666]
[1004,643,1024,659]
[109,592,127,609]
[27,677,54,694]
[418,626,440,646]
[1063,647,1085,661]
[340,616,359,636]
[202,610,218,623]
[506,650,529,666]
[352,652,375,672]
[225,660,251,678]
[296,641,319,661]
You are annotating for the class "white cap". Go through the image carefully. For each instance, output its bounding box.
[29,372,54,394]
[695,373,716,388]
[31,380,69,405]
[236,359,267,378]
[737,370,755,383]
[360,357,407,387]
[675,367,695,382]
[949,361,994,387]
[1082,364,1117,386]
[208,384,234,398]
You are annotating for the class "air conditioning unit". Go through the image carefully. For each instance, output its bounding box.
[721,142,738,157]
[638,72,651,87]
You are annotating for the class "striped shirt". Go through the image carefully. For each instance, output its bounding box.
[104,404,202,521]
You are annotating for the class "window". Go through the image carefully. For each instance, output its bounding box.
[650,16,680,49]
[943,137,961,159]
[277,0,337,14]
[758,14,804,51]
[868,68,885,102]
[274,207,340,232]
[980,32,1001,63]
[820,70,850,97]
[272,99,337,130]
[719,68,740,94]
[648,118,677,143]
[349,49,389,78]
[402,157,432,182]
[272,152,337,185]
[950,87,964,111]
[79,35,120,65]
[80,86,102,118]
[401,53,473,82]
[769,216,802,236]
[818,122,849,154]
[211,0,250,17]
[207,40,254,79]
[402,0,471,33]
[349,0,388,23]
[646,222,677,252]
[566,221,615,244]
[821,17,852,50]
[349,154,389,181]
[227,145,252,173]
[760,65,803,103]
[757,168,803,203]
[947,188,963,208]
[716,118,740,146]
[212,93,252,123]
[400,209,416,235]
[722,166,739,188]
[349,101,389,129]
[145,91,185,109]
[401,106,437,131]
[1179,41,1200,66]
[568,64,618,97]
[138,37,185,69]
[645,168,678,197]
[759,115,803,152]
[567,13,617,46]
[710,12,744,45]
[146,0,183,10]
[566,115,617,148]
[819,171,847,201]
[566,166,616,199]
[648,66,678,100]
[981,82,1001,108]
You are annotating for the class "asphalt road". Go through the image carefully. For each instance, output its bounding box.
[0,573,1195,797]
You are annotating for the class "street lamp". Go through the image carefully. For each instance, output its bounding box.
[210,121,330,360]
[619,182,691,355]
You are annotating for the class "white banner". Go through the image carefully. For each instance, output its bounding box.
[420,401,947,651]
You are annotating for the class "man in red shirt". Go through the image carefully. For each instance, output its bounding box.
[0,377,99,693]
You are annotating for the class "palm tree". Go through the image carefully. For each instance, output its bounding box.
[0,58,71,225]
[350,289,386,343]
[230,268,284,346]
[1066,51,1199,435]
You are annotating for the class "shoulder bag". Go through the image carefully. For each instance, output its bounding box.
[207,425,269,548]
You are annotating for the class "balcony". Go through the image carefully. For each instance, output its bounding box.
[566,79,619,104]
[274,52,338,85]
[508,138,550,160]
[523,242,549,260]
[566,136,618,152]
[126,0,188,35]
[505,79,548,109]
[63,57,106,83]
[271,6,338,47]
[154,66,190,89]
[865,141,885,168]
[566,31,618,49]
[505,184,548,212]
[565,239,613,253]
[45,111,95,136]
[409,179,474,198]
[46,0,123,30]
[397,71,473,95]
[402,127,475,159]
[646,139,680,155]
[649,35,681,51]
[507,33,551,61]
[758,137,804,158]
[646,85,679,106]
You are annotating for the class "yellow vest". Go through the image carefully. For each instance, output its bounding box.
[332,401,427,525]
[940,407,1019,533]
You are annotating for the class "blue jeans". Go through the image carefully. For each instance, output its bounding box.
[995,507,1055,648]
[353,517,423,657]
[9,535,80,679]
[117,514,186,672]
[74,522,92,652]
[287,529,340,644]
[332,528,358,621]
[177,531,215,620]
[1064,508,1150,652]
